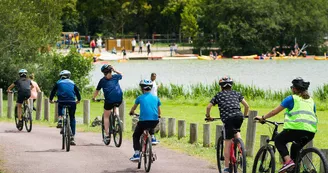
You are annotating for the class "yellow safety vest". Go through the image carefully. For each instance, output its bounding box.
[283,95,317,133]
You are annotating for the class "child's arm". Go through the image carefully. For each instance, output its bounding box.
[92,90,100,101]
[129,104,138,115]
[206,103,213,117]
[112,68,123,76]
[7,83,15,92]
[241,99,249,117]
[158,106,161,118]
[49,84,58,103]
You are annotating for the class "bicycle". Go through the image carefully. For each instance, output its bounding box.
[205,117,247,173]
[95,99,122,147]
[12,91,32,132]
[131,113,156,173]
[252,118,328,173]
[52,101,73,152]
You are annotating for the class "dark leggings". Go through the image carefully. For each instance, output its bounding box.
[274,129,315,161]
[133,120,159,151]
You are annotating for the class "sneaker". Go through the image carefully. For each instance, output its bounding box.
[56,120,62,128]
[151,137,159,145]
[60,128,63,134]
[223,168,230,173]
[129,153,140,161]
[278,160,295,173]
[70,137,76,146]
[103,135,110,143]
[18,120,23,128]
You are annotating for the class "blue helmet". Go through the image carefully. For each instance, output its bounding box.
[18,69,28,77]
[101,64,112,74]
[59,70,71,79]
[139,79,153,90]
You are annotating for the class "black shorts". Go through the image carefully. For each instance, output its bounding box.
[223,116,244,140]
[104,101,122,110]
[16,92,31,104]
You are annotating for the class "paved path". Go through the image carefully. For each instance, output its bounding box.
[0,123,217,173]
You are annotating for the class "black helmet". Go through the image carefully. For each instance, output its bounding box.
[101,64,112,74]
[219,76,233,88]
[292,77,310,91]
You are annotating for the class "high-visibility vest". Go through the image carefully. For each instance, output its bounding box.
[283,95,317,133]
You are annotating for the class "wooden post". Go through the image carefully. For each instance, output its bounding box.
[178,120,186,139]
[168,118,176,137]
[54,102,58,122]
[0,88,2,117]
[246,110,257,157]
[43,98,50,121]
[260,135,269,147]
[83,100,90,125]
[215,125,223,147]
[189,123,198,144]
[7,92,14,119]
[160,117,167,138]
[320,149,328,173]
[36,92,43,120]
[203,124,210,147]
[119,100,125,131]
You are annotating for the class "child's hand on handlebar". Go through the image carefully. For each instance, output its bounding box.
[129,111,135,116]
[254,115,266,124]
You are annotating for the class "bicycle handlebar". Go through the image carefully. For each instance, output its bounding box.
[205,115,249,122]
[93,98,105,102]
[130,113,140,117]
[254,117,284,125]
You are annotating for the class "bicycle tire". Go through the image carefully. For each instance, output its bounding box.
[113,115,122,147]
[252,145,275,173]
[144,135,152,172]
[233,138,247,173]
[62,122,65,150]
[24,105,32,132]
[138,136,143,169]
[66,118,71,152]
[14,106,23,131]
[217,136,225,173]
[295,147,328,173]
[102,114,110,145]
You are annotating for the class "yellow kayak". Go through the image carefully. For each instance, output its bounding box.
[314,56,327,60]
[239,54,257,59]
[197,55,221,60]
[118,59,128,63]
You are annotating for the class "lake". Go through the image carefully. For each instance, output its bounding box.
[90,59,328,93]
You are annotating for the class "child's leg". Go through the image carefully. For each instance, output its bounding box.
[133,121,145,151]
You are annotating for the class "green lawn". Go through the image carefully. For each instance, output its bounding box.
[0,98,327,170]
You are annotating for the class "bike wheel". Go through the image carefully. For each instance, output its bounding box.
[144,135,152,172]
[65,119,71,152]
[62,123,65,150]
[14,106,23,131]
[252,146,275,173]
[217,136,225,173]
[295,147,328,173]
[102,114,110,145]
[24,106,32,132]
[138,136,143,169]
[113,116,122,147]
[233,138,246,173]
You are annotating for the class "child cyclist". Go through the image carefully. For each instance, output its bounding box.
[7,69,34,128]
[129,79,161,161]
[92,64,123,143]
[256,77,317,173]
[205,76,249,173]
[49,70,81,145]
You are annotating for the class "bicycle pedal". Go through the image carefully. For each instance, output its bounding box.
[152,153,157,161]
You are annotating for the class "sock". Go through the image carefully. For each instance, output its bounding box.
[135,150,140,155]
[152,135,155,138]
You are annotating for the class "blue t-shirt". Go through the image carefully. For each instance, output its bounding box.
[135,92,161,121]
[96,74,123,103]
[281,95,316,113]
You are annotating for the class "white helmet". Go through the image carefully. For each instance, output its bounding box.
[18,69,28,77]
[139,79,153,90]
[59,70,71,79]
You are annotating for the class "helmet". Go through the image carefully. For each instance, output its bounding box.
[139,79,153,90]
[101,64,112,74]
[59,70,71,79]
[219,76,233,88]
[292,77,310,91]
[18,69,28,77]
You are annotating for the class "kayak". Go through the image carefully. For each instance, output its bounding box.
[118,59,128,63]
[233,55,257,59]
[314,56,327,60]
[197,55,221,60]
